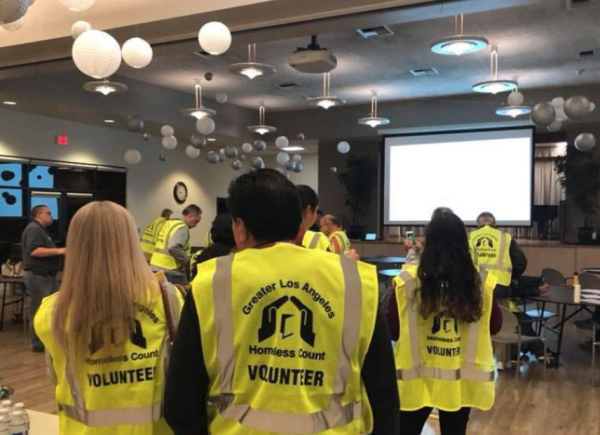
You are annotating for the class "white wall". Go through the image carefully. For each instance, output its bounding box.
[0,109,318,246]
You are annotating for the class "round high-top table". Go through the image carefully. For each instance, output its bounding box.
[582,267,600,275]
[362,256,406,266]
[525,285,598,367]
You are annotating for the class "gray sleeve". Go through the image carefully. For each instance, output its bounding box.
[168,227,190,263]
[405,248,420,265]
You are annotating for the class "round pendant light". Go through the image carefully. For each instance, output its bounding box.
[228,44,275,79]
[83,79,127,96]
[181,80,216,119]
[495,87,531,118]
[472,45,517,94]
[306,73,345,109]
[247,103,276,135]
[431,14,488,56]
[358,90,390,127]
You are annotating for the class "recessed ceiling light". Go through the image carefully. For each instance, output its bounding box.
[3,101,17,106]
[431,14,488,56]
[104,119,115,123]
[282,146,305,151]
[207,138,216,142]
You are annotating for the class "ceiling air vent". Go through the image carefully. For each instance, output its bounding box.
[410,67,439,77]
[356,25,394,39]
[277,82,300,90]
[578,49,596,59]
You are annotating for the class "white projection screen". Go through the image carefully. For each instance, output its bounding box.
[384,128,534,226]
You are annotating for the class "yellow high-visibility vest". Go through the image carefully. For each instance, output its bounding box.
[392,265,497,412]
[150,219,190,272]
[469,226,513,286]
[192,243,379,435]
[34,284,183,435]
[140,217,167,259]
[302,230,332,251]
[329,230,351,254]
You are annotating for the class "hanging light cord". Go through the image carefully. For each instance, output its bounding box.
[490,44,499,80]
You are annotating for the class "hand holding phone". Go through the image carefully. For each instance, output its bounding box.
[406,231,415,245]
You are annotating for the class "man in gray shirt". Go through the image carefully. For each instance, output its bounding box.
[21,205,65,352]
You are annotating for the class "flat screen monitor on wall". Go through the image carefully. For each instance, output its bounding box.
[383,128,534,226]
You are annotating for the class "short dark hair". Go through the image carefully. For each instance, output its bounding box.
[296,185,318,212]
[31,205,49,218]
[161,208,173,218]
[227,169,302,242]
[431,207,453,219]
[210,213,235,247]
[182,204,202,216]
[477,212,496,227]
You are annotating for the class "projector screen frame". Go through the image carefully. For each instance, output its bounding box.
[380,126,535,228]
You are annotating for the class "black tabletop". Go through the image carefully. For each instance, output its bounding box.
[582,268,600,275]
[362,256,406,265]
[525,285,600,306]
[378,269,402,278]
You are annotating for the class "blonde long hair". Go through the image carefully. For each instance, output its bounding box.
[52,201,158,357]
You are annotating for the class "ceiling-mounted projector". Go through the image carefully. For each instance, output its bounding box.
[289,35,337,74]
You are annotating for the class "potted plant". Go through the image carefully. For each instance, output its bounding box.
[555,144,600,243]
[338,155,377,236]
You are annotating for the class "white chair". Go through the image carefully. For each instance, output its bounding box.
[492,306,547,380]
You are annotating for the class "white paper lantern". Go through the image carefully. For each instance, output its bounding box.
[550,97,568,122]
[564,96,592,119]
[231,160,242,170]
[72,30,122,79]
[530,103,555,128]
[1,16,23,31]
[275,136,289,149]
[190,134,207,148]
[241,142,253,154]
[575,133,596,153]
[330,166,337,173]
[284,161,296,171]
[127,115,143,132]
[158,154,168,162]
[216,93,228,104]
[276,152,290,165]
[161,125,174,137]
[251,156,265,169]
[218,153,226,163]
[296,133,305,140]
[293,162,304,173]
[196,117,215,135]
[507,91,524,107]
[122,37,153,69]
[547,120,562,132]
[0,0,28,24]
[198,22,231,55]
[162,135,177,150]
[337,141,350,154]
[225,146,238,159]
[206,151,219,164]
[253,140,266,151]
[142,133,151,141]
[292,154,302,162]
[185,145,201,159]
[590,102,596,113]
[124,149,141,165]
[57,0,95,12]
[71,20,92,40]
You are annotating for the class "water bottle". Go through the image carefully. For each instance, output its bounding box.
[8,411,26,435]
[0,410,10,426]
[11,407,26,432]
[573,272,581,304]
[0,416,9,435]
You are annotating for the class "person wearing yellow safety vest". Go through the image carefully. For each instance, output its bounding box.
[164,169,399,435]
[320,214,352,254]
[151,204,202,285]
[140,208,173,261]
[470,211,528,370]
[34,201,184,435]
[295,185,333,251]
[386,212,502,435]
[189,213,235,281]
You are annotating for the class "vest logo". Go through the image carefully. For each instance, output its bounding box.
[258,295,316,347]
[89,319,147,355]
[475,236,494,249]
[431,314,458,335]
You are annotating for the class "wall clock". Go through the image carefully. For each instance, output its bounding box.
[173,181,188,204]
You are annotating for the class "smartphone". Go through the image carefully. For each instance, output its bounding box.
[406,231,415,244]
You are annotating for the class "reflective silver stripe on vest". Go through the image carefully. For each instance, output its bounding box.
[153,222,186,255]
[59,403,162,427]
[208,254,363,434]
[309,232,320,249]
[396,270,495,383]
[479,231,512,273]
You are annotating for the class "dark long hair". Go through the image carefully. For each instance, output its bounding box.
[417,212,482,323]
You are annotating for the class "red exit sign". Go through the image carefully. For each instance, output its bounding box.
[56,135,68,146]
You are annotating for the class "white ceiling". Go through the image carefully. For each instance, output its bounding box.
[113,0,600,111]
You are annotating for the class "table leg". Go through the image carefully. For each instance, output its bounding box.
[537,301,547,336]
[555,303,568,367]
[0,283,6,331]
